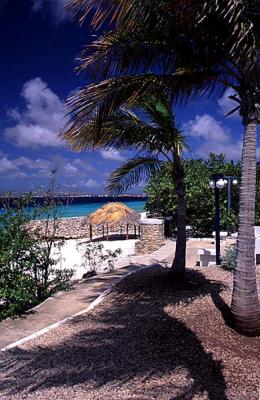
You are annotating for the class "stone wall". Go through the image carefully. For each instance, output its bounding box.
[27,217,138,240]
[135,219,164,254]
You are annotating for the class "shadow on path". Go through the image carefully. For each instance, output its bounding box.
[0,266,228,399]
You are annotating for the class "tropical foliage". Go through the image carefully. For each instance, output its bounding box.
[67,0,260,334]
[0,194,74,320]
[145,154,240,236]
[63,90,189,279]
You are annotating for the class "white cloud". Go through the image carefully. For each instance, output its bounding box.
[72,158,97,172]
[0,156,18,174]
[184,114,230,143]
[0,146,105,193]
[15,156,52,170]
[0,153,57,179]
[100,149,126,162]
[195,140,243,160]
[15,157,54,177]
[64,162,79,176]
[0,151,104,189]
[184,113,244,160]
[79,179,100,188]
[217,88,240,118]
[7,108,21,121]
[14,172,30,179]
[31,0,70,23]
[5,77,66,148]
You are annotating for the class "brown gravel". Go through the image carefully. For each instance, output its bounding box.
[0,265,259,400]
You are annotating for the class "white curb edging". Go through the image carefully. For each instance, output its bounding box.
[1,264,154,352]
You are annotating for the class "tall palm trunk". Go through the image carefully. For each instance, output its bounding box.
[231,120,260,335]
[170,166,186,282]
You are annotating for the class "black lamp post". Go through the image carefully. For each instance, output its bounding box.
[225,176,238,235]
[209,174,238,265]
[209,173,225,265]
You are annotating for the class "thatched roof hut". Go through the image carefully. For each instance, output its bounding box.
[87,202,140,240]
[89,202,140,226]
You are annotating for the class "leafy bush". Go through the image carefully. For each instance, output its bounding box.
[222,245,237,271]
[0,193,74,320]
[145,154,240,236]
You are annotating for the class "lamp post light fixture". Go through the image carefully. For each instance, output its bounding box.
[209,174,238,265]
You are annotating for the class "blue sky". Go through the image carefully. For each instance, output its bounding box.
[0,0,258,194]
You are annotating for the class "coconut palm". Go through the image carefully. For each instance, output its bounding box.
[63,92,189,280]
[67,0,260,334]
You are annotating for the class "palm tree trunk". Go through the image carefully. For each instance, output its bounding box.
[170,168,186,282]
[231,121,260,335]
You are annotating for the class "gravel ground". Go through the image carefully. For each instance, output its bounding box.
[0,265,259,400]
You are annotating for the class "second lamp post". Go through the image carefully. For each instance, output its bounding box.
[209,174,238,265]
[209,173,225,265]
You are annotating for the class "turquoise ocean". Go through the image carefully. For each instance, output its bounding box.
[56,200,146,218]
[0,197,146,219]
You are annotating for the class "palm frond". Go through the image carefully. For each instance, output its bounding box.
[63,74,167,145]
[67,0,164,29]
[62,67,238,157]
[77,29,176,80]
[69,0,259,75]
[63,70,228,143]
[61,107,160,152]
[198,0,259,70]
[106,156,163,194]
[67,0,118,27]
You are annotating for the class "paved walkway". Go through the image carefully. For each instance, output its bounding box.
[0,240,175,351]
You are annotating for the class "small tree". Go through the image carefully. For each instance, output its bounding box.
[0,189,74,320]
[63,91,189,282]
[28,170,74,299]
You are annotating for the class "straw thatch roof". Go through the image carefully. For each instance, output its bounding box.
[88,202,140,226]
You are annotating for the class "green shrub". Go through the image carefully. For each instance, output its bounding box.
[77,241,122,275]
[222,245,237,271]
[145,154,240,236]
[0,193,74,320]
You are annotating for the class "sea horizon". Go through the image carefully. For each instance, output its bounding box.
[52,199,146,219]
[0,196,147,219]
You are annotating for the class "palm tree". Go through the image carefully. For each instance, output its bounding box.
[67,0,260,334]
[63,92,189,280]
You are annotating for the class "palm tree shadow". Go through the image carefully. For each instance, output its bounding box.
[209,280,234,330]
[0,266,228,399]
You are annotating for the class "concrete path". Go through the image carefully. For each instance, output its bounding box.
[0,240,175,351]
